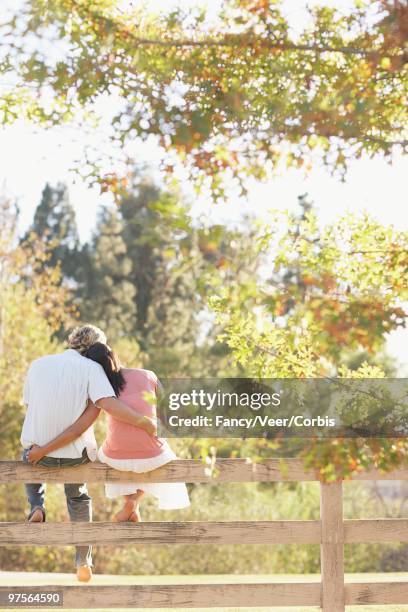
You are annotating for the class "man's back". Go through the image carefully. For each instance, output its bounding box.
[21,349,114,459]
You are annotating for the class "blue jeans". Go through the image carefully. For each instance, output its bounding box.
[22,448,92,567]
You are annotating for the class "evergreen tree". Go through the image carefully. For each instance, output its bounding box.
[81,206,137,339]
[119,178,201,370]
[28,183,80,280]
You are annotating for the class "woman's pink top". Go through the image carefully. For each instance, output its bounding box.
[101,368,164,460]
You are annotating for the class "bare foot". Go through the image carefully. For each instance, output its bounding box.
[28,508,44,523]
[113,500,134,522]
[129,508,142,522]
[76,566,92,583]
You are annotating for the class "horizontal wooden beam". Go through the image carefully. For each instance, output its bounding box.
[0,583,321,608]
[1,460,407,484]
[2,581,408,608]
[3,519,406,548]
[345,581,408,605]
[0,520,321,546]
[344,519,408,543]
[351,468,408,481]
[0,459,314,483]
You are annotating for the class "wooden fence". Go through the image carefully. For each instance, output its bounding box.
[0,458,407,610]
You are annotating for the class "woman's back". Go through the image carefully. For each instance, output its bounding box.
[102,368,164,459]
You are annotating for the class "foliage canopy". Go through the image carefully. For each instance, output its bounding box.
[1,0,407,197]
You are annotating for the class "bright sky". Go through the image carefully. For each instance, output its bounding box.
[1,0,407,371]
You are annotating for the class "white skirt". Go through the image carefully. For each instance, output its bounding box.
[98,445,190,510]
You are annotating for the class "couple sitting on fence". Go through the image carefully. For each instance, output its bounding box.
[21,324,190,583]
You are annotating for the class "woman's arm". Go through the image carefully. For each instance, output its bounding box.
[96,396,157,435]
[26,402,101,464]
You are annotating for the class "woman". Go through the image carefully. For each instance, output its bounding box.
[84,343,190,522]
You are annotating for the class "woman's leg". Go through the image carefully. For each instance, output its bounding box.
[113,489,144,522]
[128,490,145,522]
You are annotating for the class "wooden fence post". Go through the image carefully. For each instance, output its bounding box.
[320,481,345,612]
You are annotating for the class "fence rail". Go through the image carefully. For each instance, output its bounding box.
[2,458,408,483]
[0,459,407,611]
[2,518,408,546]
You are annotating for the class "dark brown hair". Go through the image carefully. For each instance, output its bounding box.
[85,342,126,396]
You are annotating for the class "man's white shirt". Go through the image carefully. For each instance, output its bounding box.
[21,349,115,460]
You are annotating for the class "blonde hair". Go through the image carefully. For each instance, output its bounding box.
[67,324,107,355]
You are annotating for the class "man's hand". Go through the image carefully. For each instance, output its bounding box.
[27,445,46,465]
[24,402,101,462]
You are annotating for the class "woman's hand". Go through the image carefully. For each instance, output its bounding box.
[27,444,46,465]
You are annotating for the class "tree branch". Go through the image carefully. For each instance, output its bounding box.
[119,37,393,57]
[68,0,405,59]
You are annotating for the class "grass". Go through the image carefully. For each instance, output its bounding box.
[1,571,408,612]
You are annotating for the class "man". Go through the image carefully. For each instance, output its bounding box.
[21,324,156,583]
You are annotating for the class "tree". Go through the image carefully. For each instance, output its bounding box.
[208,201,408,477]
[27,183,80,281]
[1,0,406,198]
[119,178,204,371]
[80,205,137,339]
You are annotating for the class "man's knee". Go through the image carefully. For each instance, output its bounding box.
[64,483,90,501]
[65,483,92,522]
